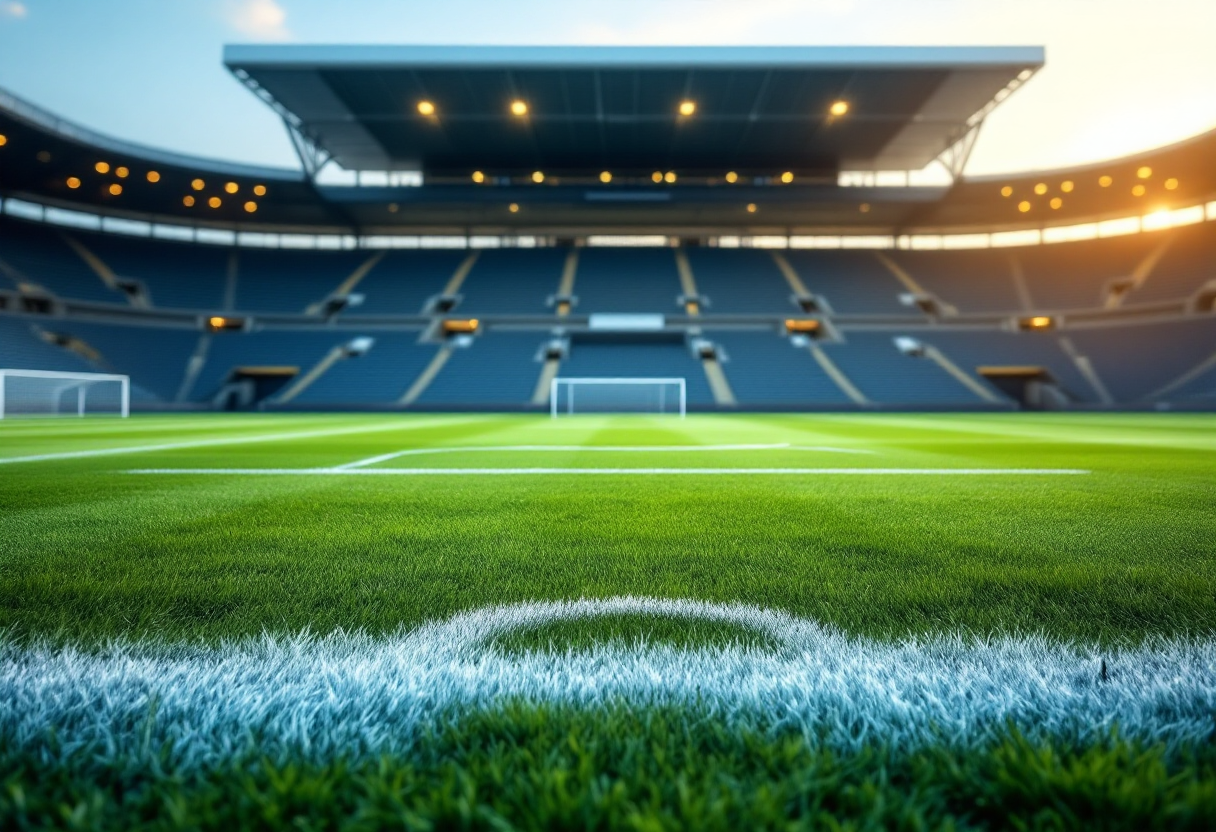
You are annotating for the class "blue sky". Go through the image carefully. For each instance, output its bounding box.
[0,0,1213,176]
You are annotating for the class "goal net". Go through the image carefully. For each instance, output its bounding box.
[550,377,685,417]
[0,369,130,418]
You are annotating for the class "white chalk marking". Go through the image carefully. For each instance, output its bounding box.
[127,467,1091,476]
[335,443,872,470]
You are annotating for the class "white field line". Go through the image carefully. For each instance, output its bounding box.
[0,419,475,465]
[2,597,1211,772]
[334,443,874,469]
[126,467,1091,476]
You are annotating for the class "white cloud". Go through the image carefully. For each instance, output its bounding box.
[225,0,291,40]
[1,2,27,19]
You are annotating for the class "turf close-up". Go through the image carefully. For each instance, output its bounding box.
[2,413,1215,829]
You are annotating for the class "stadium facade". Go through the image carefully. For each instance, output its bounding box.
[0,46,1213,413]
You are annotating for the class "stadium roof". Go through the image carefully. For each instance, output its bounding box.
[224,45,1043,175]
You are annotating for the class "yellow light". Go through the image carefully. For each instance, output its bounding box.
[253,184,267,196]
[508,203,520,213]
[1000,186,1013,197]
[225,182,239,194]
[417,100,435,116]
[208,196,221,208]
[1034,182,1048,195]
[1061,180,1074,193]
[829,100,849,117]
[678,100,696,116]
[1029,315,1052,328]
[1050,197,1063,209]
[859,203,871,213]
[1018,200,1031,213]
[146,170,160,183]
[746,203,757,213]
[1165,178,1179,190]
[599,171,612,183]
[1137,166,1152,179]
[66,177,81,189]
[531,171,544,183]
[183,195,195,207]
[652,171,663,183]
[1099,175,1113,187]
[244,201,257,213]
[209,316,225,327]
[725,171,738,184]
[191,178,205,191]
[780,171,794,184]
[664,171,676,183]
[95,161,110,174]
[472,171,485,183]
[0,134,6,146]
[108,183,122,196]
[1132,184,1146,197]
[510,100,528,117]
[115,166,129,179]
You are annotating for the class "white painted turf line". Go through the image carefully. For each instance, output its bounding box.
[127,467,1091,476]
[0,418,474,465]
[2,598,1211,771]
[334,444,875,469]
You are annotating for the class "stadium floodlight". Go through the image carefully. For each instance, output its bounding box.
[550,378,685,418]
[0,369,129,419]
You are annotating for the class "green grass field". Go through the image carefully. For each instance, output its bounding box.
[2,413,1215,829]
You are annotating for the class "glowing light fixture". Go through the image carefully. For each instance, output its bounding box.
[208,196,222,208]
[1024,315,1053,330]
[508,203,520,213]
[225,182,239,194]
[746,203,757,213]
[66,177,81,189]
[725,171,738,184]
[417,100,436,116]
[829,100,849,116]
[1034,183,1048,195]
[209,316,225,328]
[146,171,160,183]
[1018,201,1031,213]
[108,183,122,196]
[183,195,195,207]
[1165,178,1179,190]
[1132,184,1146,197]
[95,161,110,174]
[191,178,205,191]
[244,201,257,213]
[1137,166,1152,179]
[664,171,676,184]
[780,171,794,184]
[1099,175,1113,187]
[0,134,6,146]
[678,100,696,116]
[1050,197,1063,209]
[1061,180,1074,193]
[651,171,663,183]
[1000,186,1013,197]
[510,100,528,117]
[471,171,485,183]
[599,171,612,183]
[253,185,267,196]
[115,166,129,179]
[531,171,544,183]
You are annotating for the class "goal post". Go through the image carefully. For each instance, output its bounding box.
[0,369,130,419]
[550,377,686,417]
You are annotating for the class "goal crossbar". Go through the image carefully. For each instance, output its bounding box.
[0,369,130,418]
[550,377,686,418]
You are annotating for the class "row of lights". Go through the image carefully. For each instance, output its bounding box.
[469,169,800,185]
[61,161,270,213]
[493,200,869,216]
[1002,166,1181,213]
[416,98,850,120]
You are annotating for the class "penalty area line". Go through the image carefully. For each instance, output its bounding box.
[126,467,1092,476]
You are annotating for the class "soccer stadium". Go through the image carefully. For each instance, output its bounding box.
[1,3,1215,829]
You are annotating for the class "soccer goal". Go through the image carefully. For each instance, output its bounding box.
[0,369,130,418]
[550,377,686,417]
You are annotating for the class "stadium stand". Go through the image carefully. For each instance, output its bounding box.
[710,332,854,405]
[683,250,795,314]
[342,250,467,317]
[559,341,715,406]
[572,249,683,314]
[417,333,547,405]
[825,332,988,405]
[0,219,123,304]
[71,230,231,311]
[457,249,568,316]
[1067,318,1216,402]
[892,250,1025,314]
[781,252,909,315]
